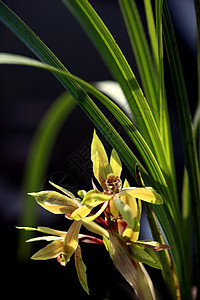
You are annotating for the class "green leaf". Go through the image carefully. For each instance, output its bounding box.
[0,3,142,184]
[0,53,173,212]
[163,1,200,295]
[0,3,186,296]
[118,0,159,125]
[130,243,162,269]
[143,0,159,74]
[61,0,173,181]
[74,246,89,294]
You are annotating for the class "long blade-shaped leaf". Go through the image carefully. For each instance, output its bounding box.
[143,0,159,74]
[144,0,178,206]
[117,0,178,222]
[118,0,159,125]
[0,53,178,219]
[0,3,185,295]
[0,1,145,179]
[163,1,200,297]
[61,0,174,181]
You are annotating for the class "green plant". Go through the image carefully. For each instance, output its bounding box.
[0,1,199,299]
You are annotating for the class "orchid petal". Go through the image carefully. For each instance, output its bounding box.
[49,181,79,201]
[16,226,66,237]
[110,148,122,177]
[109,197,119,218]
[31,240,63,260]
[113,197,140,242]
[81,189,112,205]
[26,236,64,242]
[82,201,108,222]
[60,221,82,266]
[74,245,89,294]
[91,130,111,184]
[71,204,95,221]
[114,197,134,228]
[77,190,87,199]
[119,187,163,204]
[123,217,140,242]
[28,191,79,214]
[121,179,137,218]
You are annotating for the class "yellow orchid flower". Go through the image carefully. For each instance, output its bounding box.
[20,129,170,298]
[17,223,107,295]
[71,130,163,232]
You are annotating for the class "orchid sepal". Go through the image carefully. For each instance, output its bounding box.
[28,190,79,215]
[118,187,163,204]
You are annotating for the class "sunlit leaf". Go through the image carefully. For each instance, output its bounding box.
[129,243,162,269]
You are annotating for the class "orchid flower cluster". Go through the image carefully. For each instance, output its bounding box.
[18,130,171,299]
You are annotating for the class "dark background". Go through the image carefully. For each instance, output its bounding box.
[0,0,197,299]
